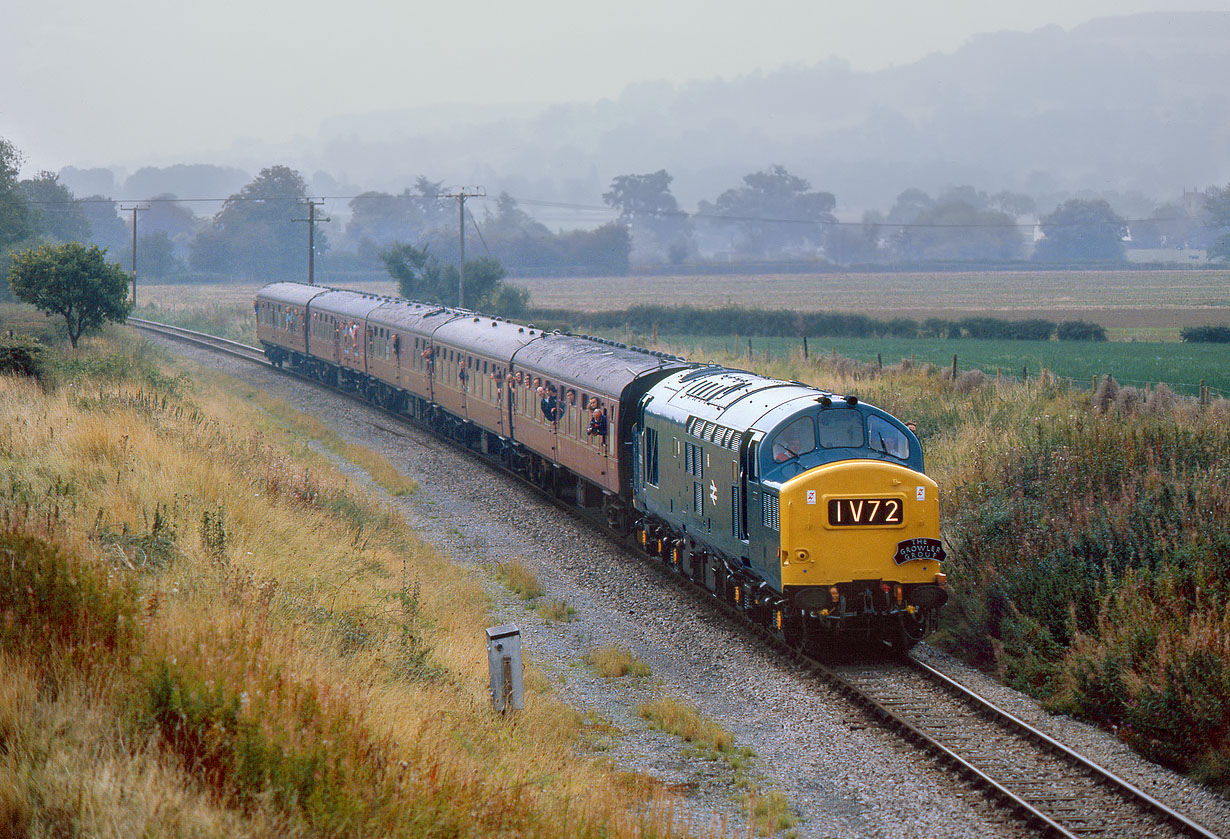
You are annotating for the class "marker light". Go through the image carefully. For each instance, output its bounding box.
[829,586,840,603]
[935,573,948,587]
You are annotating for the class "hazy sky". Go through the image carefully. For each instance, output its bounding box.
[3,0,1227,174]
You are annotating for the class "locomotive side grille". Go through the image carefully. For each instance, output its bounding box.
[763,493,780,531]
[694,481,704,515]
[731,487,740,538]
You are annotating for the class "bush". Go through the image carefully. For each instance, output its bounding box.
[0,336,48,380]
[940,412,1230,789]
[1180,324,1230,343]
[1057,320,1108,341]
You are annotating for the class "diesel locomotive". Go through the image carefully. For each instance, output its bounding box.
[256,282,948,652]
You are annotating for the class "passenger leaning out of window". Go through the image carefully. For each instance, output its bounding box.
[538,385,563,423]
[587,407,607,438]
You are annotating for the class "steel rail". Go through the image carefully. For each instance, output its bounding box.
[130,317,1224,839]
[906,656,1222,839]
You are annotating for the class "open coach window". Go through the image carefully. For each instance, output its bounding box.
[867,415,910,460]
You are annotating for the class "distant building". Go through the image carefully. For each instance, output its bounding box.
[1125,247,1208,265]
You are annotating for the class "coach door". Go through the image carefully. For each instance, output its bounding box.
[425,342,436,403]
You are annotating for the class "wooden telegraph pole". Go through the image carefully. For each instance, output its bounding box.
[441,187,485,308]
[120,204,148,306]
[292,199,330,285]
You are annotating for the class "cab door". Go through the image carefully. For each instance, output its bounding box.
[737,431,763,555]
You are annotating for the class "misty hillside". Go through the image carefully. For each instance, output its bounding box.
[58,12,1230,218]
[309,12,1230,213]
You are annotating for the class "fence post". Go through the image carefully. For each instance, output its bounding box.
[877,352,882,372]
[951,354,958,381]
[1022,365,1027,381]
[1200,379,1207,408]
[748,338,752,360]
[803,336,808,360]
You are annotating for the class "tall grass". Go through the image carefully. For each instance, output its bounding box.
[632,331,1230,792]
[0,327,697,837]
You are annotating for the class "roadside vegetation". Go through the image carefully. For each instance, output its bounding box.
[0,322,695,837]
[588,645,653,678]
[641,336,1230,793]
[637,697,795,836]
[47,285,1230,801]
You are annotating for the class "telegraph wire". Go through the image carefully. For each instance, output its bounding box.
[2,192,1212,231]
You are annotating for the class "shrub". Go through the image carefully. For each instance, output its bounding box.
[1180,324,1230,343]
[0,533,141,665]
[1057,320,1108,341]
[954,369,986,393]
[940,411,1230,789]
[0,336,48,380]
[1092,374,1119,413]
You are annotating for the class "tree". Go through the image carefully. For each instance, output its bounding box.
[698,165,835,257]
[131,232,181,279]
[381,246,527,316]
[343,178,455,267]
[886,188,934,225]
[1204,185,1230,263]
[1033,199,1128,263]
[603,170,693,263]
[8,243,132,348]
[825,212,882,265]
[78,196,130,253]
[191,166,319,279]
[142,194,199,263]
[0,138,38,301]
[19,171,90,243]
[893,200,1024,263]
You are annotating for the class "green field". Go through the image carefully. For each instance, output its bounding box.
[631,333,1230,398]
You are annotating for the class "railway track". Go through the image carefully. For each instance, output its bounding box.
[131,317,1224,839]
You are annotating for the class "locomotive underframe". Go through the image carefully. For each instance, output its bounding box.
[633,513,944,654]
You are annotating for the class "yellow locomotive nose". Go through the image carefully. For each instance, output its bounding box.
[777,460,942,588]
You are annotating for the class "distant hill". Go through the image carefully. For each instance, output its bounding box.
[309,12,1230,213]
[62,13,1230,218]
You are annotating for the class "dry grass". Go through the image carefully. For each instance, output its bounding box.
[0,328,701,837]
[636,696,794,835]
[589,645,653,678]
[638,698,732,753]
[537,597,578,624]
[491,559,546,601]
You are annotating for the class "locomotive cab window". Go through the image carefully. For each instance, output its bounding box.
[818,410,864,449]
[770,416,815,463]
[867,415,910,460]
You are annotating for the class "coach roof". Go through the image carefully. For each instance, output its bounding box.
[513,333,690,397]
[431,315,542,360]
[257,281,330,307]
[308,289,388,320]
[367,299,461,337]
